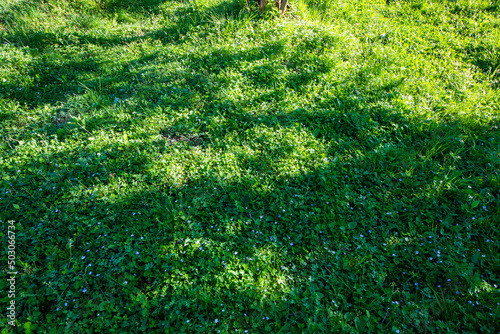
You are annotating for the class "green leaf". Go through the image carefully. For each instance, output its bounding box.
[471,201,480,209]
[13,204,20,210]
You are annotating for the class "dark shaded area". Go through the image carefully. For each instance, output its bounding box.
[464,44,500,78]
[97,0,169,13]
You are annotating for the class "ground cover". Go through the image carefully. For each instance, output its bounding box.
[0,0,499,332]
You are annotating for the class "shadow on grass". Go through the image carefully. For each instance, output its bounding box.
[0,0,253,115]
[1,0,499,332]
[6,54,500,328]
[0,0,247,49]
[8,107,499,331]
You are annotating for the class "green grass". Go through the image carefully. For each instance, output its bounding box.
[0,0,499,332]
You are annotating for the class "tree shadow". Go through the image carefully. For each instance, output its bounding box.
[462,44,500,78]
[98,0,169,13]
[8,103,499,331]
[2,0,499,332]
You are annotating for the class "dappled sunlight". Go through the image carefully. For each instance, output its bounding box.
[1,0,499,332]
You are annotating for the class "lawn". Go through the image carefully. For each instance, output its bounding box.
[0,0,499,332]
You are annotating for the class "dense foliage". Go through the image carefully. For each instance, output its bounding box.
[1,0,499,332]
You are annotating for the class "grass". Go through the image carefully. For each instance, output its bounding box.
[0,0,499,332]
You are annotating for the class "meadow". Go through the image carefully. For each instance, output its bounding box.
[0,0,499,332]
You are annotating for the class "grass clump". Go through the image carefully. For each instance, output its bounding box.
[0,0,499,332]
